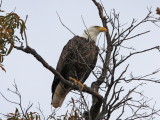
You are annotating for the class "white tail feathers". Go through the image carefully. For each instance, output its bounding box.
[51,82,70,108]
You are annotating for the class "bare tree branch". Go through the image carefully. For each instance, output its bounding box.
[116,46,160,67]
[14,45,103,101]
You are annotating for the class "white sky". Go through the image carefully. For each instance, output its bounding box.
[0,0,160,119]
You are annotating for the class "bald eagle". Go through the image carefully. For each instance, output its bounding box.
[51,26,107,108]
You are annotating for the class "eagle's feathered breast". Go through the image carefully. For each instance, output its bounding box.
[51,36,99,108]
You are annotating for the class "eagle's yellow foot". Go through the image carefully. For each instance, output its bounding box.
[77,81,86,90]
[69,77,86,90]
[69,77,78,85]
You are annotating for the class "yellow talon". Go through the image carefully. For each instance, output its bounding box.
[69,77,78,85]
[77,81,86,90]
[69,77,86,90]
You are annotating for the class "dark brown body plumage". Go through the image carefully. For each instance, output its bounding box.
[51,36,99,108]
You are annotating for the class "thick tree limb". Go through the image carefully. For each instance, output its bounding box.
[14,45,103,100]
[90,1,115,120]
[90,1,160,120]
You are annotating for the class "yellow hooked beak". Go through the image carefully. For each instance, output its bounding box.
[98,27,107,32]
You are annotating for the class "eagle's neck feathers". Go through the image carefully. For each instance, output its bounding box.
[81,30,99,43]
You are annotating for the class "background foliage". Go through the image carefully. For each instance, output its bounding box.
[0,12,25,71]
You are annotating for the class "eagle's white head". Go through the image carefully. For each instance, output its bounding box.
[81,26,107,42]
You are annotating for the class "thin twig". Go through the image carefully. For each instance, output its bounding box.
[0,92,19,105]
[116,46,160,67]
[56,11,75,36]
[23,15,29,47]
[24,29,28,47]
[81,15,92,40]
[36,102,45,120]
